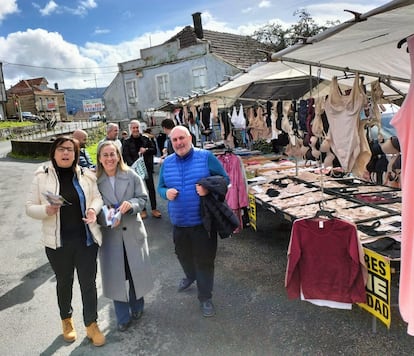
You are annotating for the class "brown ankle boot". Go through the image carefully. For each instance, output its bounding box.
[62,317,77,342]
[86,322,105,347]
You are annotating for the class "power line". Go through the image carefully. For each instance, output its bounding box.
[1,60,119,75]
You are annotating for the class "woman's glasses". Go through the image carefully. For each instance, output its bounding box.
[56,146,74,153]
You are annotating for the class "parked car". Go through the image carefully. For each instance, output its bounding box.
[89,113,102,121]
[20,111,46,122]
[21,112,35,120]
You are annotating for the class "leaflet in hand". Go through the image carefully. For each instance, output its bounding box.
[42,191,72,206]
[102,205,122,227]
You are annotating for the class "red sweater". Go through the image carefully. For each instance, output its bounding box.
[285,217,366,303]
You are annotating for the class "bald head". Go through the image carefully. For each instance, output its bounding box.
[73,129,88,148]
[170,125,193,156]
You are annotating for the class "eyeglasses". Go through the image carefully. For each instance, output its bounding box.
[56,146,74,153]
[101,152,117,158]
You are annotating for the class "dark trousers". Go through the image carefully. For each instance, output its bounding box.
[46,240,98,326]
[144,170,157,210]
[173,225,217,302]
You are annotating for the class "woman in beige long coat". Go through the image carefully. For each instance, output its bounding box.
[96,141,154,332]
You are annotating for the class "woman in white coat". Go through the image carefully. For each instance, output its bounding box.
[25,136,105,346]
[96,141,154,332]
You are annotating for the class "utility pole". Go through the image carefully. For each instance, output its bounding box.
[84,74,99,98]
[94,73,98,98]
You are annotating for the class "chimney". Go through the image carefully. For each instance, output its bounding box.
[54,83,59,90]
[192,12,203,39]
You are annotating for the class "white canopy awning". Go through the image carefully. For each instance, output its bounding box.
[187,0,413,109]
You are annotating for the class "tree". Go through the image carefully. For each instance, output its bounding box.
[252,23,289,53]
[251,9,339,53]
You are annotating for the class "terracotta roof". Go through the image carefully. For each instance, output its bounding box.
[7,77,50,95]
[165,26,269,70]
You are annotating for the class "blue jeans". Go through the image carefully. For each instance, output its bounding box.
[114,294,144,325]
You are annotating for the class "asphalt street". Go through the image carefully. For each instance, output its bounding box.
[1,143,414,355]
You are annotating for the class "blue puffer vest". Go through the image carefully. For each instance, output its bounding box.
[163,148,210,227]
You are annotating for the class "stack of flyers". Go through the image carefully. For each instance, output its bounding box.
[42,191,72,206]
[102,205,122,227]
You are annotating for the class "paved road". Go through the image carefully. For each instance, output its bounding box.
[0,140,11,158]
[1,156,414,355]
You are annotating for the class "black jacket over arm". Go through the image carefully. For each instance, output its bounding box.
[197,176,239,239]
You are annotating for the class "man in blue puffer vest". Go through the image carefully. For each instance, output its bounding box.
[158,125,229,317]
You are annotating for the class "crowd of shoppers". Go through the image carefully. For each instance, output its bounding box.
[25,120,229,346]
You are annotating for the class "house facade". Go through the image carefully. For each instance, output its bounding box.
[104,12,268,125]
[0,63,6,121]
[5,77,68,121]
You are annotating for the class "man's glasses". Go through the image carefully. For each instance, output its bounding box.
[56,146,74,153]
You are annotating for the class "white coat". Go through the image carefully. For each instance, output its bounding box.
[25,164,103,249]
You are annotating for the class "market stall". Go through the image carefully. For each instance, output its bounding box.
[156,0,413,334]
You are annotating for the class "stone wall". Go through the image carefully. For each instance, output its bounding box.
[0,124,46,140]
[9,124,104,158]
[11,139,53,157]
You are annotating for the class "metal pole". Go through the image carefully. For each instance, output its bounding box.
[274,56,410,84]
[94,73,98,98]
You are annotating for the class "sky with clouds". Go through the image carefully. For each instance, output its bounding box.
[0,0,390,90]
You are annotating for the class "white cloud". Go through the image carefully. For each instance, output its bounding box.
[80,0,97,8]
[202,10,289,36]
[0,24,184,89]
[295,3,380,25]
[34,0,97,17]
[0,1,391,90]
[241,7,253,14]
[258,1,271,8]
[0,0,19,22]
[63,0,97,16]
[94,28,110,35]
[198,11,239,34]
[0,29,104,89]
[39,1,58,16]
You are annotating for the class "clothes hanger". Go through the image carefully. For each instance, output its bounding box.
[314,201,335,219]
[397,37,409,53]
[314,208,335,219]
[224,145,233,154]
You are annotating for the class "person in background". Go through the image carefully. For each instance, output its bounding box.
[25,136,106,347]
[73,129,95,170]
[96,141,154,332]
[160,118,175,159]
[122,120,162,219]
[99,123,122,150]
[143,127,159,157]
[120,130,129,145]
[157,125,230,318]
[183,124,197,147]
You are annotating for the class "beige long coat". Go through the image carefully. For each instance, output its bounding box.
[25,164,103,249]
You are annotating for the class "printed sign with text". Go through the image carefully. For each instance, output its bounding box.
[359,248,391,328]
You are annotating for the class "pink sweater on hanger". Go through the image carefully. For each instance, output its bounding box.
[390,34,414,336]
